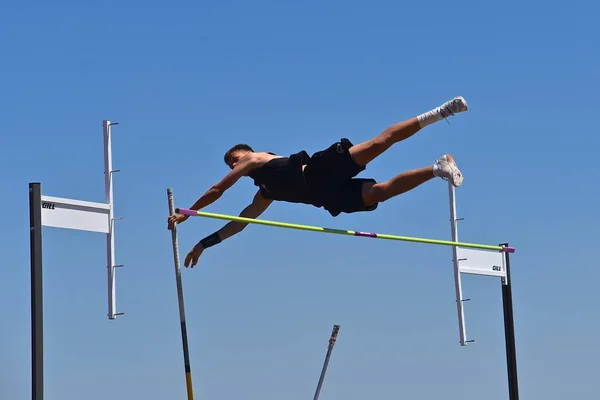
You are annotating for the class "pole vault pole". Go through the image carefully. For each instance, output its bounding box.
[313,324,340,400]
[167,188,194,400]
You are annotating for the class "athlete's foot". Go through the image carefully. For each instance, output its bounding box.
[416,96,469,128]
[433,154,463,187]
[438,96,468,119]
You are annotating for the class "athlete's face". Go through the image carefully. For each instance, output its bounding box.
[227,150,249,169]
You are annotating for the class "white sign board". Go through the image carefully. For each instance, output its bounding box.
[40,195,110,234]
[456,247,506,278]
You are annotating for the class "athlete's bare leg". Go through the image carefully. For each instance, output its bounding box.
[362,155,463,205]
[349,96,468,167]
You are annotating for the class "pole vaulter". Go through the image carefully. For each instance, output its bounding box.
[166,95,519,399]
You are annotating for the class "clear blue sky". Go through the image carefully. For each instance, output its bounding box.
[2,1,599,399]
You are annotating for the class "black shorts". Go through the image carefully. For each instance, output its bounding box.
[303,138,379,217]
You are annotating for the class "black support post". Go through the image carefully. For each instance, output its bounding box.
[500,243,519,400]
[29,182,43,400]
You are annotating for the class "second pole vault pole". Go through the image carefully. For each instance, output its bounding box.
[167,188,195,400]
[313,324,340,400]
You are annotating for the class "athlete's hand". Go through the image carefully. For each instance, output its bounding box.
[167,213,188,230]
[184,243,204,268]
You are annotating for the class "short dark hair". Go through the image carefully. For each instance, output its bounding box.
[224,143,254,165]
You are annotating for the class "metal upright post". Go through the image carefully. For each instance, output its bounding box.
[104,120,121,319]
[29,182,43,400]
[500,243,519,400]
[448,182,468,345]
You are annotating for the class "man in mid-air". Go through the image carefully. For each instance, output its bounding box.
[168,96,468,267]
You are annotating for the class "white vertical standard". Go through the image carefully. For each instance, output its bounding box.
[448,182,507,346]
[39,120,123,320]
[448,181,468,346]
[104,120,122,320]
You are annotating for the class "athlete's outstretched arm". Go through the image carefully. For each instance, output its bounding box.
[168,154,257,229]
[183,190,273,267]
[217,190,273,240]
[189,155,257,211]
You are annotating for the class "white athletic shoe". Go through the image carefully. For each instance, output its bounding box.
[439,96,469,119]
[434,154,463,187]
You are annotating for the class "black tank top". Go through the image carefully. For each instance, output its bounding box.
[248,151,315,205]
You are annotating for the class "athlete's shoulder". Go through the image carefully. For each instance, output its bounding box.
[251,151,284,165]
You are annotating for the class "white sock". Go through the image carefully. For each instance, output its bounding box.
[416,106,444,128]
[432,162,441,177]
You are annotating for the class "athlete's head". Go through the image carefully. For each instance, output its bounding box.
[224,144,253,169]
